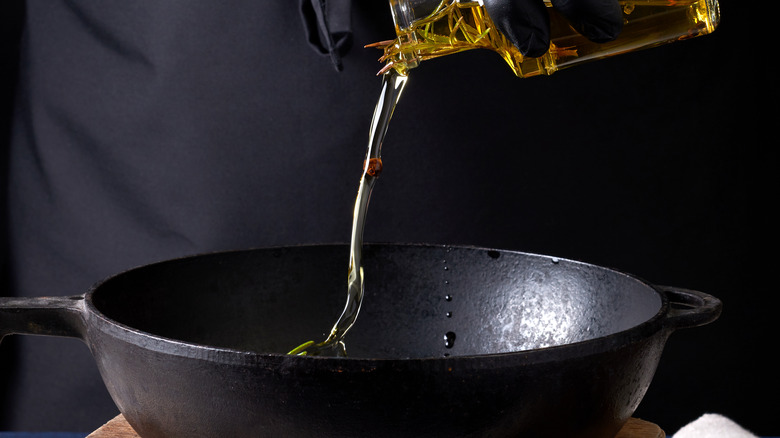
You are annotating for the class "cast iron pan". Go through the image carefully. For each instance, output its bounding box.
[1,244,721,438]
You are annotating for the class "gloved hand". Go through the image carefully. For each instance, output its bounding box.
[484,0,623,57]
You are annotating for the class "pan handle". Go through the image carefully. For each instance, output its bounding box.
[0,295,87,342]
[657,285,722,330]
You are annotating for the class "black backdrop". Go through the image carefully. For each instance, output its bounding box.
[1,0,776,435]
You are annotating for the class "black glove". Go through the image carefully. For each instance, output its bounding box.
[484,0,623,57]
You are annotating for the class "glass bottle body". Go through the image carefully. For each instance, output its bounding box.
[382,0,720,77]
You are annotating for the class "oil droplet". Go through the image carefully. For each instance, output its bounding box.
[443,266,449,271]
[551,257,559,264]
[444,331,456,348]
[445,294,452,301]
[446,311,452,318]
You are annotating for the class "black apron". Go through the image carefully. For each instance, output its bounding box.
[2,1,396,431]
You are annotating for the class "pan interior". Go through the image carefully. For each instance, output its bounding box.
[90,245,662,359]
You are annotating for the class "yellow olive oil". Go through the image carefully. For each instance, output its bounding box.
[371,0,719,77]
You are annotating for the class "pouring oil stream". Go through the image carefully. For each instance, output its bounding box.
[289,70,408,356]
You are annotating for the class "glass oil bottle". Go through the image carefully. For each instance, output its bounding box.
[374,0,720,77]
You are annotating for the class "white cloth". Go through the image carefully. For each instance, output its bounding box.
[673,414,758,438]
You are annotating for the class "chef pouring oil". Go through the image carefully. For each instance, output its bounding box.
[289,0,718,356]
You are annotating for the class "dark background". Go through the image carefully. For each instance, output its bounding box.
[1,1,24,432]
[1,0,776,436]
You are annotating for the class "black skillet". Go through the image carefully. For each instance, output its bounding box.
[0,244,721,438]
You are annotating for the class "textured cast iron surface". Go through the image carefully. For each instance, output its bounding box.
[0,244,722,438]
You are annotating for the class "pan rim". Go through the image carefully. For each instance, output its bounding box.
[83,243,670,366]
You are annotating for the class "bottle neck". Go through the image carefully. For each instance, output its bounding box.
[387,0,423,71]
[391,0,486,31]
[389,0,412,32]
